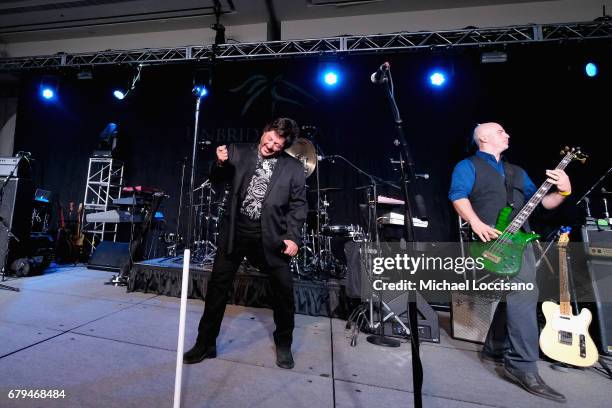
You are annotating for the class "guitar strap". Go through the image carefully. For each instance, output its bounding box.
[502,160,516,209]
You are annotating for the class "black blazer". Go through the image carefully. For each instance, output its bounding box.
[211,143,308,267]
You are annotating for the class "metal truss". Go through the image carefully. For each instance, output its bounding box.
[1,20,611,71]
[82,157,124,252]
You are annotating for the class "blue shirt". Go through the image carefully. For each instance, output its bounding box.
[448,151,537,202]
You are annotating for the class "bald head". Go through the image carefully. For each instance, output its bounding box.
[472,122,510,156]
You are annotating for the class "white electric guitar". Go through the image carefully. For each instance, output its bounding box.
[539,227,598,367]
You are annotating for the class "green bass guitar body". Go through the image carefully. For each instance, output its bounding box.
[469,206,540,278]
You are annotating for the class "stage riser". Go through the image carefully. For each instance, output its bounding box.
[128,259,350,318]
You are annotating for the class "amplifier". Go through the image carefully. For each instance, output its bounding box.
[451,291,500,344]
[581,226,612,355]
[589,247,612,257]
[582,224,612,259]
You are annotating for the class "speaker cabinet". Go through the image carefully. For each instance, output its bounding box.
[451,292,500,344]
[0,177,33,272]
[582,225,612,355]
[87,241,130,272]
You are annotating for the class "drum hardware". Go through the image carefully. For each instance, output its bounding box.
[189,178,219,266]
[287,133,360,280]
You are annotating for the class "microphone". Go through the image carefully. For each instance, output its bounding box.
[370,62,390,84]
[415,173,429,180]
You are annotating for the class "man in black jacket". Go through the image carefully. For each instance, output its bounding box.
[184,117,307,369]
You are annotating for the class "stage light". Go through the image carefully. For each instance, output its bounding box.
[429,71,446,87]
[114,64,143,101]
[39,77,59,102]
[113,90,126,100]
[41,88,54,100]
[323,71,338,86]
[585,62,598,77]
[193,85,208,98]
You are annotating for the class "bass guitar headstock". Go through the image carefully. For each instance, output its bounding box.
[560,146,588,164]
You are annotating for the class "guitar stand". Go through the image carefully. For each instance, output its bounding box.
[597,357,612,379]
[550,362,571,373]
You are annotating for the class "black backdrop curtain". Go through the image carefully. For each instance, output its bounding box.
[14,41,612,245]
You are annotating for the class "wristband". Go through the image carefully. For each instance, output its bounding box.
[558,190,571,196]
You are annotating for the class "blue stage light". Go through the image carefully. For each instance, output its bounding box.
[429,72,446,87]
[323,71,338,86]
[41,88,55,99]
[113,90,126,100]
[193,85,208,98]
[585,62,598,77]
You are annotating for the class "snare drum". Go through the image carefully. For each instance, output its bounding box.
[322,224,361,238]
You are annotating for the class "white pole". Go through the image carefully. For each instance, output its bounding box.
[173,86,205,408]
[173,249,191,408]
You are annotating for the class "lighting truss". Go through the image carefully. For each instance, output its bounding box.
[1,20,610,71]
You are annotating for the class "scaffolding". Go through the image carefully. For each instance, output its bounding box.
[81,157,124,252]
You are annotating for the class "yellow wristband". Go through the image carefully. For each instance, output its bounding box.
[558,190,571,196]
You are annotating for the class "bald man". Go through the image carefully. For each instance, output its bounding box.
[449,122,571,403]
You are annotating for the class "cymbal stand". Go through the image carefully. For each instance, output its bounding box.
[317,194,334,276]
[192,180,216,265]
[169,157,188,257]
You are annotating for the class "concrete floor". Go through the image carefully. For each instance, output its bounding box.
[0,265,610,408]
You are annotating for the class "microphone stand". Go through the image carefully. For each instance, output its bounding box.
[173,88,207,408]
[576,167,612,206]
[175,157,188,256]
[375,65,423,407]
[0,156,26,292]
[325,154,400,346]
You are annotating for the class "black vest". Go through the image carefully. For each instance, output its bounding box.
[468,155,529,229]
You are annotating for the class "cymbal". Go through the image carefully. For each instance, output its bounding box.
[285,137,316,178]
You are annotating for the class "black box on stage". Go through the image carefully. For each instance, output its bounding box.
[88,241,130,272]
[582,225,612,355]
[0,177,34,273]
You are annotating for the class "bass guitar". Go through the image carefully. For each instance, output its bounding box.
[470,146,586,277]
[539,227,598,367]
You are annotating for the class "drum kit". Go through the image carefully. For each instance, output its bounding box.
[285,137,368,280]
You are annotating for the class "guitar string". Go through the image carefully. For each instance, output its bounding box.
[484,153,574,259]
[486,155,572,256]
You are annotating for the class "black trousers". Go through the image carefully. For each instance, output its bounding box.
[196,234,295,348]
[484,244,540,373]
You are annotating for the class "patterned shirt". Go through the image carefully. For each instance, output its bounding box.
[240,155,277,220]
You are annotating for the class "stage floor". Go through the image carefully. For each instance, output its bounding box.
[0,265,609,408]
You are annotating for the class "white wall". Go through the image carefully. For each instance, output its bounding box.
[0,98,17,156]
[283,0,612,39]
[2,0,610,57]
[3,23,268,58]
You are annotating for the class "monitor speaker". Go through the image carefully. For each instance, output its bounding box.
[87,241,130,272]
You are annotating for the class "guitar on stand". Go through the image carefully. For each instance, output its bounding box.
[539,227,598,367]
[73,203,85,261]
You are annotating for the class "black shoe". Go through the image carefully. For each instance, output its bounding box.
[275,347,294,369]
[479,350,504,365]
[183,344,217,365]
[503,366,566,403]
